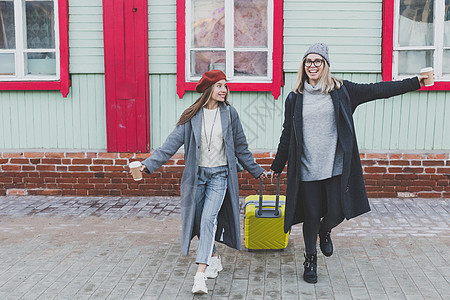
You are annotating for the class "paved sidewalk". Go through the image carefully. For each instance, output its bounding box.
[0,196,449,299]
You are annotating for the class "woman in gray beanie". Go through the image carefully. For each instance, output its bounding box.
[270,42,429,284]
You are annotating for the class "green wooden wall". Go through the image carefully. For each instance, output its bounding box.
[0,75,106,150]
[0,0,449,152]
[149,73,450,151]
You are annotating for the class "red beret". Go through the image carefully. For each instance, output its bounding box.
[195,70,227,93]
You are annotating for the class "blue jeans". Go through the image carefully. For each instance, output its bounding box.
[194,166,228,265]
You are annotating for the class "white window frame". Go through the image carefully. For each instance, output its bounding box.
[0,0,60,81]
[185,0,273,83]
[393,0,450,81]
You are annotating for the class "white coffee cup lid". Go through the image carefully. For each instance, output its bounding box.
[129,161,142,168]
[420,67,433,72]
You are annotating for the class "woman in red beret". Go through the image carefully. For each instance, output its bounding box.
[138,70,267,294]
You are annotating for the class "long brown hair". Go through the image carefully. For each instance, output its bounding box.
[293,57,342,94]
[176,83,230,126]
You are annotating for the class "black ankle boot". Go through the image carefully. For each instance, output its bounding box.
[303,253,317,284]
[319,230,333,257]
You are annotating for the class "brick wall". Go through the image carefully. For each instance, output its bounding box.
[0,151,449,198]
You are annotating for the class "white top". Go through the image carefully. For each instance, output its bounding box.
[199,107,228,167]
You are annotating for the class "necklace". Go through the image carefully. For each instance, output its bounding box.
[203,107,219,151]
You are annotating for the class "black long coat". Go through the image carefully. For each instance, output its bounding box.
[271,77,421,233]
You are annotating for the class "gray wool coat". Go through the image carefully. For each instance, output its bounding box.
[271,77,421,233]
[142,102,264,256]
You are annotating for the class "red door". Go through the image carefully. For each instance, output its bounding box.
[103,0,149,152]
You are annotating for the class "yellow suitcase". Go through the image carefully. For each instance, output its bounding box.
[244,175,289,250]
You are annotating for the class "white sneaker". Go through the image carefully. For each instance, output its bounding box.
[192,272,207,294]
[205,255,223,279]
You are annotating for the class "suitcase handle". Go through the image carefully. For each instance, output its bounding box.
[258,172,281,217]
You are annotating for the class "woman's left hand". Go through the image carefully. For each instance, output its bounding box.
[259,171,269,179]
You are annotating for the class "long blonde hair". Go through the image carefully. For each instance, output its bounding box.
[293,58,342,94]
[177,84,230,126]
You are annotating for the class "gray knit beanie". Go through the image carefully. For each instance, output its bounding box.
[303,43,330,66]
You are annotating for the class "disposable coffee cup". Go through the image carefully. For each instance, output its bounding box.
[129,161,143,181]
[420,67,434,87]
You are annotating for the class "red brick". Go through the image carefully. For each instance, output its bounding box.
[9,158,29,164]
[366,153,388,159]
[135,153,151,159]
[66,153,85,158]
[72,159,92,165]
[139,184,161,190]
[56,178,78,183]
[105,184,127,189]
[410,161,422,166]
[389,160,410,166]
[115,159,128,165]
[0,178,13,183]
[0,159,8,164]
[413,180,436,186]
[109,190,122,196]
[41,189,61,195]
[403,154,425,160]
[379,180,401,186]
[37,165,55,171]
[361,160,376,166]
[90,166,103,172]
[364,167,387,173]
[24,177,45,183]
[425,168,436,174]
[388,167,403,173]
[62,159,71,164]
[93,159,114,165]
[24,152,44,158]
[62,189,77,196]
[74,184,95,189]
[395,174,418,180]
[57,166,68,172]
[88,178,111,184]
[41,158,62,164]
[119,153,135,158]
[7,189,28,196]
[359,153,366,159]
[408,186,432,192]
[437,168,450,174]
[98,152,118,158]
[163,160,175,165]
[366,192,379,198]
[2,153,23,158]
[45,152,65,158]
[423,160,445,166]
[68,166,89,172]
[378,192,397,197]
[427,154,448,159]
[122,189,145,196]
[437,180,449,186]
[389,153,403,159]
[403,167,424,173]
[104,166,124,172]
[253,152,270,158]
[86,152,98,158]
[45,177,56,183]
[2,165,21,171]
[418,192,442,198]
[76,190,89,196]
[22,166,36,171]
[176,160,186,165]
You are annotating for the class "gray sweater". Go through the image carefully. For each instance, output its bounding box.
[300,82,343,181]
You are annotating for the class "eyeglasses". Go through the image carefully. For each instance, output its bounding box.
[304,59,324,67]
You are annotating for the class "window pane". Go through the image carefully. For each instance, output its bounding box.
[445,0,450,46]
[26,52,56,75]
[398,50,433,75]
[398,0,434,46]
[26,1,55,49]
[0,1,15,49]
[0,53,14,75]
[443,50,450,74]
[234,51,267,76]
[192,0,224,48]
[190,50,225,77]
[234,0,267,47]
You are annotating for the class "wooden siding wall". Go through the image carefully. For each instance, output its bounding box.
[0,75,107,150]
[149,73,450,151]
[69,0,104,73]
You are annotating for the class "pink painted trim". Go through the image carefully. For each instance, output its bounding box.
[382,0,449,90]
[176,0,284,99]
[176,0,186,99]
[58,0,70,97]
[0,0,71,97]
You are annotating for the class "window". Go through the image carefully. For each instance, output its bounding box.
[177,0,283,99]
[0,0,69,96]
[383,0,450,90]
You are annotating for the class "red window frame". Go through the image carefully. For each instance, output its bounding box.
[0,0,70,97]
[382,0,450,91]
[176,0,283,99]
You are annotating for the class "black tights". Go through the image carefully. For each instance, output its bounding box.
[299,175,345,255]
